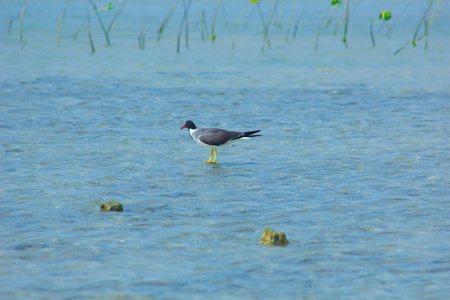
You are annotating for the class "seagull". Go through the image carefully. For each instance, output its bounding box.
[181,120,261,164]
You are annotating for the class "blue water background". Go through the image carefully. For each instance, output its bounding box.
[1,0,449,299]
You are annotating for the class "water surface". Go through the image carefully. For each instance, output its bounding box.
[1,1,449,299]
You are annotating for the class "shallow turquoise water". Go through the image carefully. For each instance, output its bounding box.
[1,1,449,299]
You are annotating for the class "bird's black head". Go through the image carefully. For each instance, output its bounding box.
[181,120,197,130]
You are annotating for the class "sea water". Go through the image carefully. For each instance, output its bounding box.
[1,1,449,299]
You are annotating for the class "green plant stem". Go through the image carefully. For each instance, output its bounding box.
[394,37,421,55]
[261,0,280,53]
[256,2,266,28]
[292,8,307,39]
[20,40,27,51]
[107,0,128,34]
[185,10,189,48]
[8,16,19,34]
[158,3,177,42]
[177,0,192,53]
[412,0,434,47]
[58,0,72,48]
[315,6,330,52]
[86,13,95,54]
[211,0,223,43]
[325,4,340,29]
[73,20,86,41]
[19,0,27,43]
[428,0,442,26]
[343,0,350,48]
[292,15,300,38]
[256,1,271,48]
[201,10,207,41]
[87,0,110,46]
[370,19,375,47]
[285,1,300,42]
[232,3,249,49]
[138,19,145,50]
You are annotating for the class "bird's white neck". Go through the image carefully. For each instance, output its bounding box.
[188,128,197,140]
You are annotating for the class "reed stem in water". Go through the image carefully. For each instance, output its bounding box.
[138,19,145,50]
[87,0,110,46]
[370,19,375,47]
[58,0,72,48]
[107,0,128,34]
[201,9,210,41]
[211,0,223,43]
[86,13,95,54]
[315,6,330,52]
[261,0,280,53]
[158,3,177,42]
[412,0,434,47]
[177,0,192,53]
[19,0,27,43]
[342,0,349,48]
[232,2,250,49]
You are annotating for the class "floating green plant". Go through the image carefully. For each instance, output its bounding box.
[379,10,391,21]
[260,227,289,246]
[331,0,341,6]
[100,202,124,212]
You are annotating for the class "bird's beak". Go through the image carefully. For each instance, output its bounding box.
[180,125,186,130]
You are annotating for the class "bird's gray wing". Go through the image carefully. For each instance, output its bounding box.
[198,129,243,146]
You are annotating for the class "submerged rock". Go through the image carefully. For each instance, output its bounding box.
[100,202,123,212]
[260,227,289,246]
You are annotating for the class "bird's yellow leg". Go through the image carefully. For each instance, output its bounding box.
[212,148,218,163]
[205,148,213,164]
